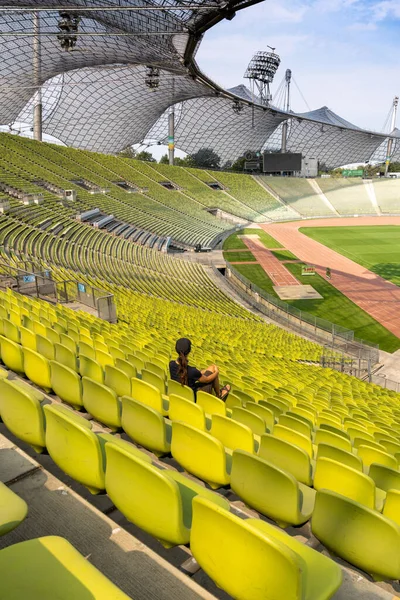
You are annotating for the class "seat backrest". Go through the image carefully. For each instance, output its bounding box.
[210,414,254,453]
[319,423,349,440]
[131,378,163,413]
[142,369,166,395]
[167,379,194,402]
[105,443,186,546]
[115,358,137,379]
[258,434,312,486]
[369,463,400,493]
[259,401,283,419]
[225,392,242,411]
[108,346,125,361]
[121,396,170,454]
[197,391,226,417]
[79,341,96,360]
[127,354,145,374]
[79,354,103,383]
[82,376,121,429]
[190,496,302,600]
[245,402,274,431]
[314,429,352,452]
[171,421,229,489]
[313,457,376,509]
[45,327,60,345]
[36,334,55,361]
[146,362,165,380]
[380,439,400,456]
[357,445,398,470]
[231,450,299,520]
[1,336,24,373]
[169,394,206,430]
[0,379,45,452]
[353,437,385,451]
[43,404,104,493]
[59,333,76,353]
[273,424,313,457]
[278,415,311,438]
[316,443,362,472]
[95,349,114,369]
[22,347,51,390]
[50,360,83,409]
[104,365,131,397]
[20,325,36,351]
[234,390,255,404]
[54,343,77,372]
[231,407,266,436]
[3,320,20,344]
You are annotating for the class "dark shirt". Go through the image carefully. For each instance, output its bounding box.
[169,360,202,396]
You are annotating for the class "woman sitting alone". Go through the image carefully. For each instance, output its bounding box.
[169,338,230,401]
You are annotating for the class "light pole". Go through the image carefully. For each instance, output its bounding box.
[33,11,42,141]
[385,96,399,176]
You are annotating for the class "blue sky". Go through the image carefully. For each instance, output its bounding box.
[196,0,400,133]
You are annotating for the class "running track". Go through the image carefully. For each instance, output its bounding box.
[262,217,400,338]
[242,237,299,286]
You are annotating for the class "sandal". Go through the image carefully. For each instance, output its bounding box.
[219,384,231,402]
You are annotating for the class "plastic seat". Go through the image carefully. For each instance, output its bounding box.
[79,354,103,383]
[142,369,166,395]
[105,443,229,547]
[43,404,150,494]
[96,350,114,369]
[19,326,36,351]
[167,378,194,402]
[225,392,242,411]
[258,434,313,486]
[131,378,168,415]
[231,450,315,527]
[382,489,400,526]
[127,354,145,374]
[231,406,267,436]
[36,334,55,361]
[115,358,136,379]
[104,365,131,397]
[145,361,166,379]
[108,346,125,361]
[82,376,121,430]
[316,443,363,472]
[191,497,342,600]
[1,336,24,373]
[380,438,400,456]
[319,423,349,440]
[314,429,352,452]
[23,347,52,391]
[121,396,171,456]
[50,361,83,409]
[168,394,207,430]
[171,421,231,488]
[0,481,28,536]
[3,320,20,344]
[278,414,311,438]
[244,402,274,431]
[313,457,384,510]
[0,536,131,598]
[312,490,400,581]
[353,437,385,451]
[210,414,255,453]
[197,391,226,417]
[357,444,398,471]
[60,333,76,353]
[369,463,400,493]
[273,424,313,457]
[79,341,96,360]
[54,343,78,372]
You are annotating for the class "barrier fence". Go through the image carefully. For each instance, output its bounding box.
[224,261,379,365]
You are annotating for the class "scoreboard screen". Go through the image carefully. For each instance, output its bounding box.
[263,153,302,172]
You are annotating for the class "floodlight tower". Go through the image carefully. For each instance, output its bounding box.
[244,48,281,106]
[281,68,292,153]
[385,96,399,176]
[32,12,42,141]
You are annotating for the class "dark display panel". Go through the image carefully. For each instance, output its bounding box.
[263,153,302,172]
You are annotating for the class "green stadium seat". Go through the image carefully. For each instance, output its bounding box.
[131,378,168,415]
[121,396,171,456]
[54,343,78,372]
[313,457,385,510]
[258,434,313,486]
[171,421,230,488]
[105,443,229,547]
[1,336,24,373]
[23,347,52,391]
[191,496,342,600]
[382,489,400,525]
[50,361,83,409]
[210,414,255,453]
[0,536,131,598]
[167,378,194,402]
[369,463,400,493]
[168,394,207,430]
[0,481,28,536]
[79,354,103,384]
[197,391,226,417]
[230,450,315,527]
[43,404,150,494]
[82,376,121,430]
[380,438,400,456]
[316,443,363,472]
[104,365,131,397]
[312,490,400,580]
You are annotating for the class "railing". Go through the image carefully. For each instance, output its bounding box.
[224,261,379,364]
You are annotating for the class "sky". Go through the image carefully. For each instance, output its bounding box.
[195,0,400,133]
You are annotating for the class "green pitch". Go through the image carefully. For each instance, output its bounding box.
[301,225,400,285]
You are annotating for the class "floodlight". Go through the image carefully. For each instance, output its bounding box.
[244,50,280,106]
[145,66,160,89]
[57,12,80,51]
[232,100,243,114]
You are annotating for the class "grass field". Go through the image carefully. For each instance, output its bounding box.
[222,251,256,262]
[222,228,282,250]
[301,225,400,286]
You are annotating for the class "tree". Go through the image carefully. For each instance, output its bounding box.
[231,156,246,172]
[159,154,169,164]
[190,148,221,169]
[118,146,136,159]
[135,150,156,162]
[388,162,400,172]
[175,155,195,167]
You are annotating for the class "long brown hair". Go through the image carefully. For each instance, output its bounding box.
[177,351,188,386]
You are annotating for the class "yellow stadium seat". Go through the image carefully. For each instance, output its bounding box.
[273,424,313,457]
[115,358,137,379]
[314,429,352,452]
[231,406,267,436]
[0,481,28,536]
[121,396,171,456]
[167,378,194,402]
[316,443,363,472]
[19,326,36,351]
[1,336,24,373]
[105,443,229,547]
[3,320,20,344]
[79,354,103,384]
[36,334,55,361]
[210,414,255,453]
[197,391,226,417]
[104,365,131,397]
[79,341,96,360]
[168,394,207,430]
[142,369,166,395]
[231,450,315,527]
[23,347,51,391]
[258,434,313,486]
[278,414,311,438]
[357,444,398,471]
[82,376,121,430]
[191,497,342,600]
[50,361,83,409]
[59,333,76,353]
[131,378,168,415]
[369,463,400,493]
[244,402,274,432]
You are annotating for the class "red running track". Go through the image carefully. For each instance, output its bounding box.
[243,237,299,287]
[262,217,400,338]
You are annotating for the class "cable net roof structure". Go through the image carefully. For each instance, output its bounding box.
[0,0,397,168]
